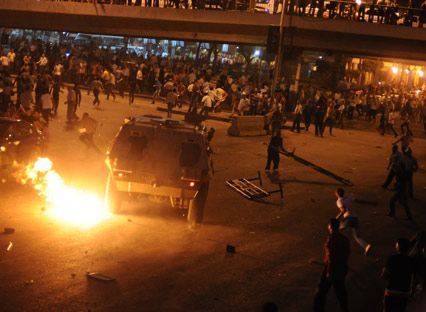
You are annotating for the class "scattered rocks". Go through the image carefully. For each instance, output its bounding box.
[226,244,236,254]
[3,228,15,234]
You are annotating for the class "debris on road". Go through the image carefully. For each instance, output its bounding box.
[226,244,236,254]
[6,241,13,252]
[3,228,15,234]
[86,272,115,282]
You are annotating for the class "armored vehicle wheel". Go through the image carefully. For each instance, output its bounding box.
[105,173,123,213]
[188,182,209,224]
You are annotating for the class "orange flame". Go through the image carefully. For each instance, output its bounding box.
[26,158,110,229]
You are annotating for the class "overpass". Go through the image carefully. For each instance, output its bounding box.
[0,0,425,60]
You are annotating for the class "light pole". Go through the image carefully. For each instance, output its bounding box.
[271,0,287,99]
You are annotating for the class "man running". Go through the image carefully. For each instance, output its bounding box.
[78,112,101,154]
[335,188,372,256]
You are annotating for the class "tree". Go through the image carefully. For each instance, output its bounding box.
[238,45,256,66]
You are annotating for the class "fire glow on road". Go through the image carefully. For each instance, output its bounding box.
[25,158,111,229]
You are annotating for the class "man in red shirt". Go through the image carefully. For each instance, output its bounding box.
[314,218,350,312]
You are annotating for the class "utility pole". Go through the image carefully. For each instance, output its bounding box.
[271,0,287,99]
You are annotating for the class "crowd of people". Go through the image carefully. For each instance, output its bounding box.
[46,0,426,28]
[1,36,426,136]
[0,33,425,312]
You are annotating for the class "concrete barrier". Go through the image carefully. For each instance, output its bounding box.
[227,115,267,137]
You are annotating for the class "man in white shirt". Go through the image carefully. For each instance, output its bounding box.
[40,92,52,125]
[291,102,303,133]
[213,87,228,112]
[136,66,144,93]
[52,62,63,83]
[237,93,250,116]
[200,92,213,117]
[37,53,48,74]
[335,188,372,256]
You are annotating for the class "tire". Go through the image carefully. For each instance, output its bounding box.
[105,173,123,214]
[187,182,209,224]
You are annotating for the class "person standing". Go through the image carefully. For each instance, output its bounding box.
[314,103,324,137]
[50,81,61,116]
[65,85,77,123]
[200,91,214,118]
[382,144,402,189]
[166,88,178,118]
[52,62,63,84]
[265,131,293,171]
[136,66,144,94]
[401,148,418,199]
[335,188,372,256]
[382,238,415,312]
[336,100,346,129]
[237,92,250,116]
[303,100,313,132]
[386,110,398,137]
[291,101,303,133]
[322,102,335,136]
[388,162,413,221]
[152,79,162,104]
[40,92,52,125]
[91,77,103,108]
[106,72,116,101]
[313,218,350,312]
[36,53,48,74]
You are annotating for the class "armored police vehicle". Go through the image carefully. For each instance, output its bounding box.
[105,116,212,224]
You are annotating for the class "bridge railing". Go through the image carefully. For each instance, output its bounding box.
[19,0,426,28]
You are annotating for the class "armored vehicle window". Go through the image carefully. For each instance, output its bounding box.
[179,142,201,167]
[128,135,148,160]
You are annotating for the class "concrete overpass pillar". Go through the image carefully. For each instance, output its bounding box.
[249,0,256,12]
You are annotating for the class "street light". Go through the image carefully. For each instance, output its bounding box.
[391,66,398,74]
[418,69,424,78]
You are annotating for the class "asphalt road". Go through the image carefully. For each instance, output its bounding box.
[0,93,425,312]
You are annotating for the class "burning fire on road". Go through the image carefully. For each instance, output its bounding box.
[24,158,111,229]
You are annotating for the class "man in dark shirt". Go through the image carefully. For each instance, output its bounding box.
[388,165,413,221]
[382,238,414,312]
[382,144,402,189]
[314,103,325,137]
[265,131,293,171]
[314,218,350,312]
